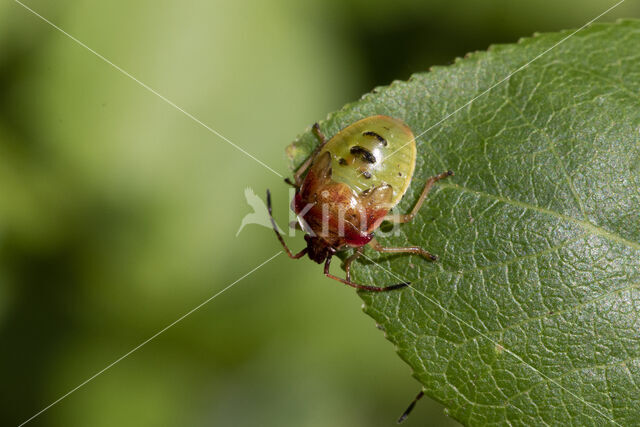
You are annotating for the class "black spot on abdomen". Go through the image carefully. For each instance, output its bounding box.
[363,131,387,146]
[350,145,376,163]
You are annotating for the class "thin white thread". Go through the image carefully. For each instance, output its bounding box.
[358,252,622,426]
[18,252,282,426]
[376,0,625,173]
[13,0,283,178]
[13,0,627,424]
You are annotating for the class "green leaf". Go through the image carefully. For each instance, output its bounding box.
[287,20,640,426]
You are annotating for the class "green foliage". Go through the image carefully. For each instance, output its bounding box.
[288,20,640,425]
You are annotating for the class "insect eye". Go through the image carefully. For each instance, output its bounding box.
[350,145,377,164]
[362,131,387,146]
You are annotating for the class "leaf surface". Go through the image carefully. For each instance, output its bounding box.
[287,20,640,426]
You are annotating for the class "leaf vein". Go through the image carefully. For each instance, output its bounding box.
[439,182,640,251]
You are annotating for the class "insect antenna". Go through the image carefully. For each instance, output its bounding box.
[397,390,424,423]
[266,190,307,259]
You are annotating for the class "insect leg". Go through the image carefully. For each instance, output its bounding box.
[324,254,408,291]
[290,123,329,186]
[311,122,327,143]
[343,247,364,281]
[384,170,453,223]
[369,237,438,261]
[397,390,425,424]
[266,190,307,259]
[284,178,297,188]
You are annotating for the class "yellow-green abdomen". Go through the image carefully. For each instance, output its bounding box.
[318,115,416,209]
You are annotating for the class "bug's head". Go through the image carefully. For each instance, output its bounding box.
[304,234,333,264]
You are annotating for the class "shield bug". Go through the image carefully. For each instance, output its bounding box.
[268,115,452,291]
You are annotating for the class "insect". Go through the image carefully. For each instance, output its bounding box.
[268,115,453,291]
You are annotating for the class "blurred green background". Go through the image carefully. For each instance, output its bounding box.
[1,1,638,426]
